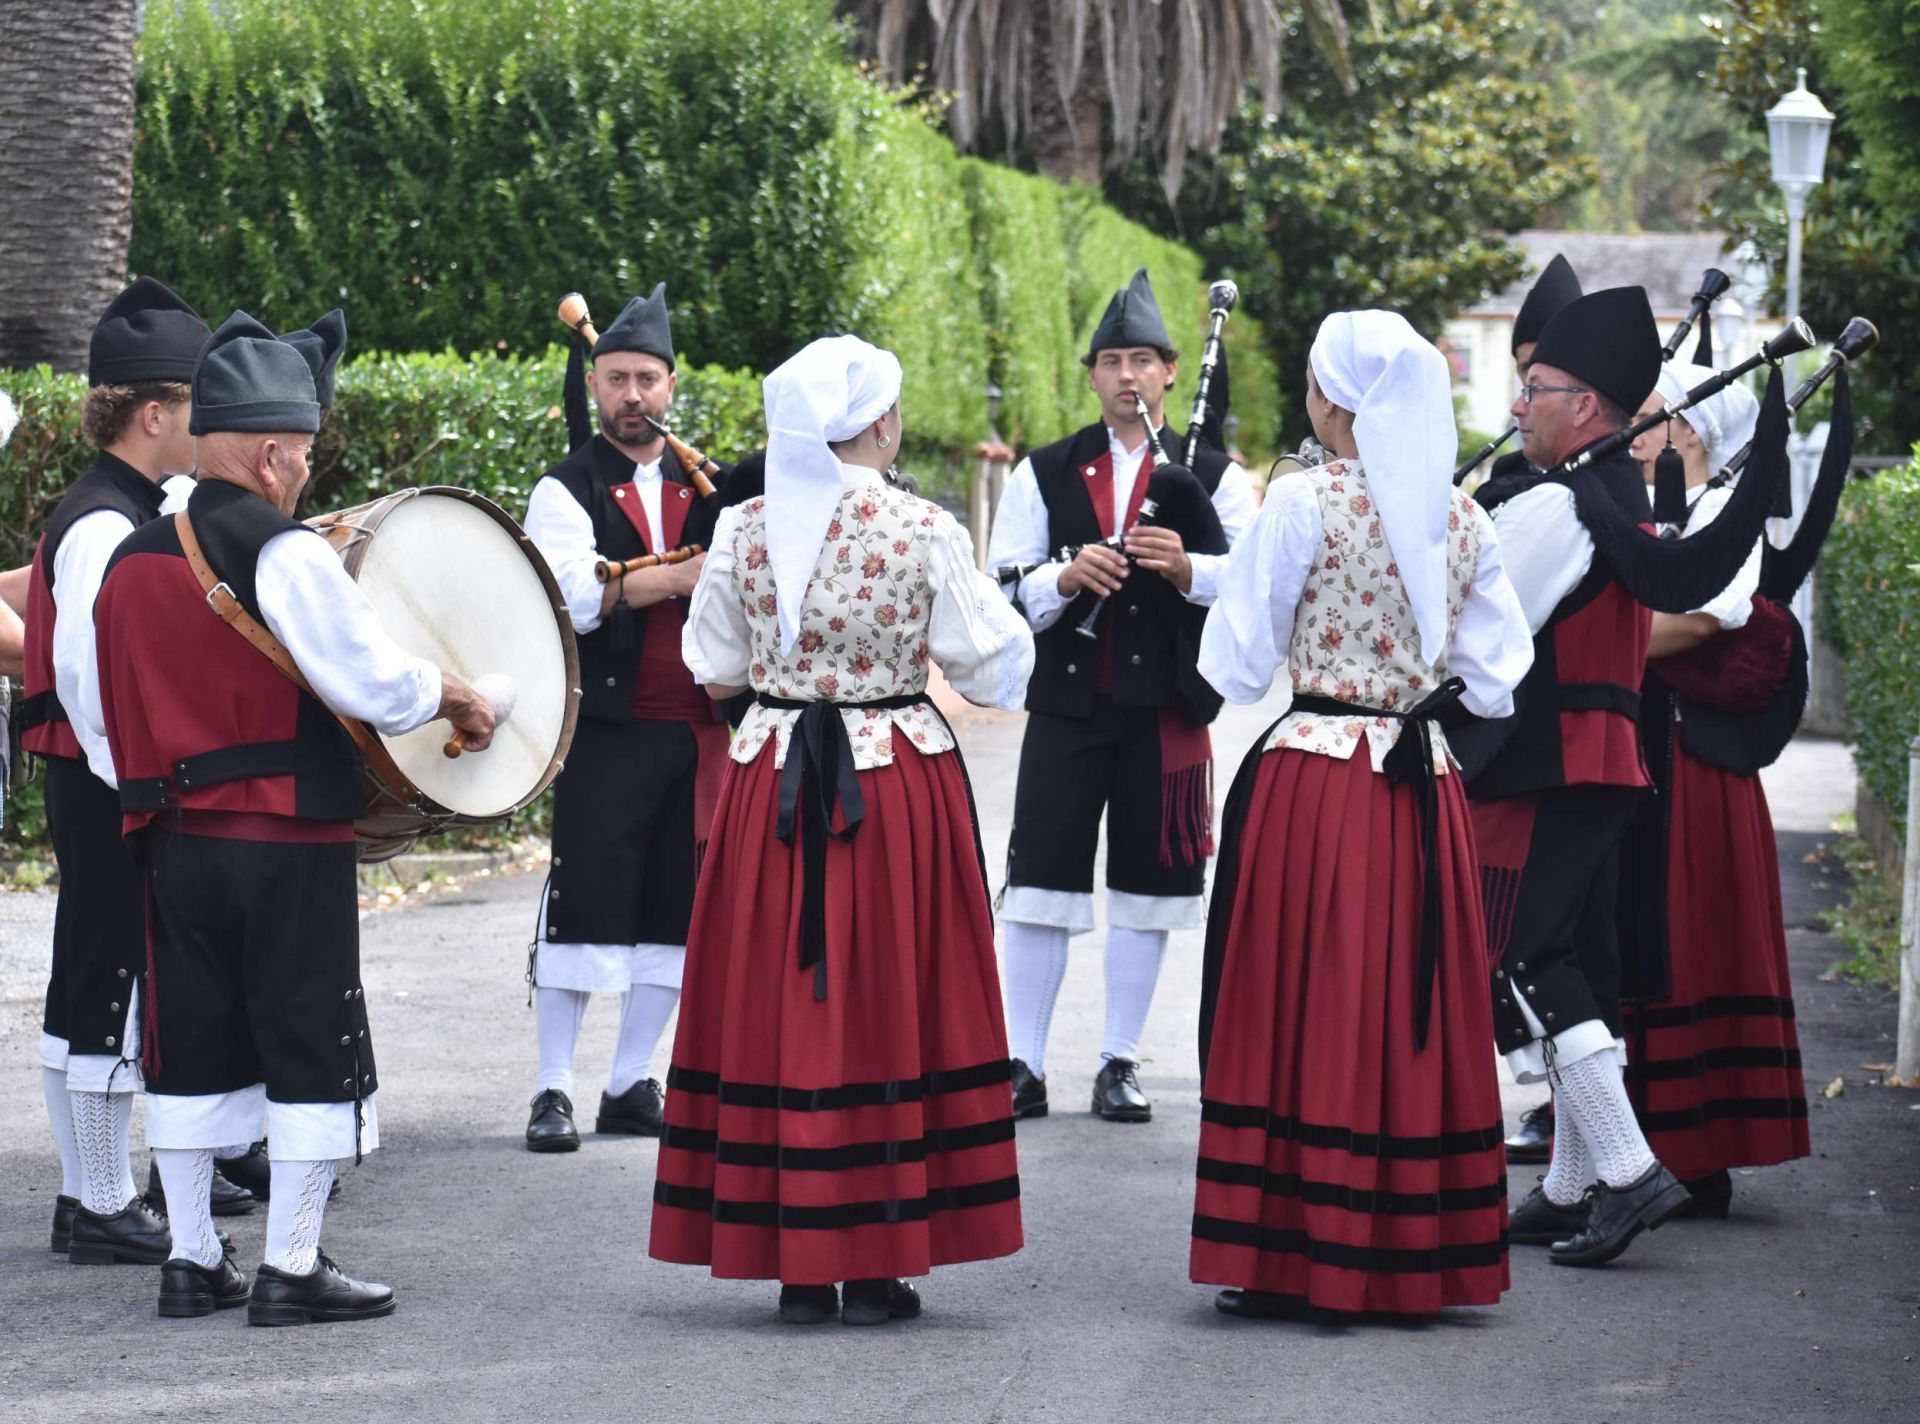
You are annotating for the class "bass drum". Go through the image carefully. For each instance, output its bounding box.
[306,486,580,862]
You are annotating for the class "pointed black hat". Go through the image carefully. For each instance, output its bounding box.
[1087,268,1172,358]
[88,276,212,387]
[1511,253,1583,354]
[1530,286,1661,417]
[189,311,321,436]
[591,282,675,370]
[283,309,348,410]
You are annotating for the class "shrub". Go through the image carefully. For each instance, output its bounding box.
[1823,452,1920,824]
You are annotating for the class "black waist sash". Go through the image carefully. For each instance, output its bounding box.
[757,690,930,1001]
[1199,677,1467,1079]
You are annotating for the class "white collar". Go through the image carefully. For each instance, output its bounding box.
[1105,423,1164,459]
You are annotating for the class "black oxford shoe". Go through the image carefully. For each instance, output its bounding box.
[778,1283,838,1325]
[145,1160,258,1217]
[526,1088,581,1152]
[596,1078,665,1136]
[158,1249,252,1317]
[1092,1057,1151,1123]
[69,1198,174,1264]
[51,1194,78,1252]
[1505,1100,1554,1165]
[842,1277,920,1326]
[1549,1163,1692,1267]
[248,1253,395,1326]
[1214,1289,1312,1321]
[1009,1059,1048,1120]
[1508,1179,1592,1245]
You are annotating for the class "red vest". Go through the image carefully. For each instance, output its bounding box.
[20,455,165,762]
[95,482,362,838]
[608,476,711,723]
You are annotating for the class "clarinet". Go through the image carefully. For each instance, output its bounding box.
[1071,392,1167,640]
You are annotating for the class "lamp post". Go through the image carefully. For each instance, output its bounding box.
[1765,68,1835,335]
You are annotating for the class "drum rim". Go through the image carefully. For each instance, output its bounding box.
[308,485,581,848]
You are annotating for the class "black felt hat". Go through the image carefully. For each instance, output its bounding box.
[591,282,675,370]
[1511,253,1583,354]
[283,309,348,411]
[88,277,211,387]
[1087,268,1172,358]
[188,311,321,436]
[1529,286,1661,417]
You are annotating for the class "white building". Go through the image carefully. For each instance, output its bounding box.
[1442,230,1781,440]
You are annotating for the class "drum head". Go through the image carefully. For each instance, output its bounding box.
[349,491,571,817]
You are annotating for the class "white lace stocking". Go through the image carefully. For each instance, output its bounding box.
[263,1159,338,1275]
[1553,1049,1657,1189]
[1540,1093,1593,1207]
[69,1089,134,1215]
[153,1148,222,1267]
[1003,921,1070,1075]
[42,1067,83,1198]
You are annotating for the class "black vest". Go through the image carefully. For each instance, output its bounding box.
[541,434,696,724]
[1020,423,1230,725]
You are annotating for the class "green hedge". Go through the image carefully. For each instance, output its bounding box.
[1823,452,1920,824]
[128,0,1278,462]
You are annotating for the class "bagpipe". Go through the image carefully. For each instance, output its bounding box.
[1456,267,1736,489]
[556,292,728,582]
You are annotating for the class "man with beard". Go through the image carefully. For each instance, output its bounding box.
[519,284,730,1152]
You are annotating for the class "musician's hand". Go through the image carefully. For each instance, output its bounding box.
[1057,544,1129,598]
[664,551,706,598]
[439,672,496,753]
[1125,526,1192,593]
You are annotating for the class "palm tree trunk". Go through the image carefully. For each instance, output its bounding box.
[0,0,140,372]
[1026,9,1108,187]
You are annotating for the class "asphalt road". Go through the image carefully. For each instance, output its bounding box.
[0,712,1914,1424]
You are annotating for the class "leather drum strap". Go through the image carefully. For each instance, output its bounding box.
[174,510,423,804]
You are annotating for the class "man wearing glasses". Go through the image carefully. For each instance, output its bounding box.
[1462,287,1693,1269]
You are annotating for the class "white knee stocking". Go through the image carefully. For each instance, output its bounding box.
[263,1159,339,1275]
[70,1089,134,1215]
[154,1148,222,1267]
[1540,1093,1594,1207]
[1101,925,1168,1063]
[1002,921,1071,1076]
[535,986,589,1096]
[42,1067,83,1198]
[609,984,679,1096]
[1553,1049,1657,1189]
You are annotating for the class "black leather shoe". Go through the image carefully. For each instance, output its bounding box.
[596,1078,665,1136]
[68,1198,173,1264]
[778,1283,838,1324]
[1509,1179,1592,1245]
[1682,1169,1733,1219]
[842,1277,920,1325]
[1549,1163,1692,1267]
[158,1250,251,1317]
[526,1088,581,1152]
[1010,1059,1048,1120]
[51,1195,78,1252]
[248,1253,396,1325]
[1214,1289,1311,1320]
[1505,1100,1554,1165]
[1092,1058,1151,1122]
[213,1141,341,1201]
[145,1160,258,1218]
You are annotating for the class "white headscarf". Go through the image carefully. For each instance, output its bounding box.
[1655,362,1760,478]
[763,335,903,655]
[1308,310,1456,663]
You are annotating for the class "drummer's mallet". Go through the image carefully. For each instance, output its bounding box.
[443,673,518,758]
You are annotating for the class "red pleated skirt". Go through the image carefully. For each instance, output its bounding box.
[1623,746,1810,1178]
[649,740,1023,1284]
[1191,748,1509,1315]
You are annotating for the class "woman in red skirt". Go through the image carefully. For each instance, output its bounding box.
[1191,311,1533,1317]
[1619,367,1809,1216]
[653,335,1033,1324]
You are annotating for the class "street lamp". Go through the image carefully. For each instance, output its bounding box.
[1766,67,1835,330]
